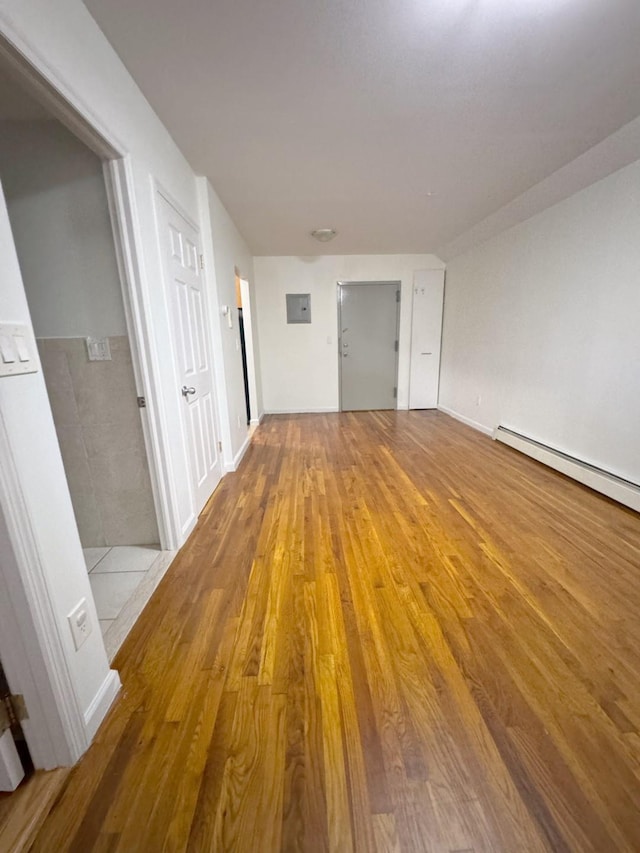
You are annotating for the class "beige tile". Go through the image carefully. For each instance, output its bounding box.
[89,446,153,495]
[84,547,110,572]
[66,336,140,427]
[100,502,159,546]
[88,447,159,544]
[82,419,147,460]
[54,425,106,547]
[91,545,160,574]
[37,339,80,427]
[71,493,107,548]
[89,571,147,620]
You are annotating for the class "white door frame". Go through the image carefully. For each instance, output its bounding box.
[337,280,401,412]
[0,28,180,768]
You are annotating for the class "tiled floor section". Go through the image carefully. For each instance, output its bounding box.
[84,545,169,657]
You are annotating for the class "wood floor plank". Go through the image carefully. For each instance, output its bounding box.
[27,411,640,851]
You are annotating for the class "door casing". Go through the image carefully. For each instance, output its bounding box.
[337,281,401,412]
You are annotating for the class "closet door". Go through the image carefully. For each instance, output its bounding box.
[409,270,444,409]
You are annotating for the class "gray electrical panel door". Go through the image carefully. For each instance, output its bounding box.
[338,282,400,411]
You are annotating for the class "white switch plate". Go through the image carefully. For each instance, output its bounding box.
[67,598,93,650]
[86,337,111,361]
[0,324,38,377]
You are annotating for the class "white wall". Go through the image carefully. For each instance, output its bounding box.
[439,157,640,485]
[200,180,262,466]
[0,0,247,754]
[254,254,445,413]
[0,119,126,338]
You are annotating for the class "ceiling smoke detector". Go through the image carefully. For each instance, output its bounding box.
[310,228,337,242]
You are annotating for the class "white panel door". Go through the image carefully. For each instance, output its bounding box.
[0,729,24,792]
[409,270,445,409]
[339,282,400,411]
[158,195,222,515]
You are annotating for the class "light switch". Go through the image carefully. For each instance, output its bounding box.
[0,335,16,363]
[14,335,30,362]
[86,337,111,361]
[0,324,38,377]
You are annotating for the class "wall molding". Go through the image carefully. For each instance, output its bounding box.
[224,434,251,473]
[265,407,340,415]
[83,669,121,742]
[437,405,493,436]
[494,426,640,513]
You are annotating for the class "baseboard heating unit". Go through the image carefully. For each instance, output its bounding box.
[493,426,640,513]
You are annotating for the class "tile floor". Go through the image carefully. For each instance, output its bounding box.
[84,545,161,634]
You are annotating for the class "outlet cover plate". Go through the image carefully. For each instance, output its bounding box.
[67,598,93,650]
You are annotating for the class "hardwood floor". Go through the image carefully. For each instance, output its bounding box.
[30,412,640,851]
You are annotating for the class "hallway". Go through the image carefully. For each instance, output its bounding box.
[31,412,640,851]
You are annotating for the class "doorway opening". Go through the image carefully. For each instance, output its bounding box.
[235,270,259,428]
[338,281,401,412]
[0,67,165,661]
[236,270,251,425]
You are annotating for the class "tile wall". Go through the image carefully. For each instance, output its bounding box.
[38,336,159,547]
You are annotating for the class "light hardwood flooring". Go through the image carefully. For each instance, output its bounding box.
[29,411,640,851]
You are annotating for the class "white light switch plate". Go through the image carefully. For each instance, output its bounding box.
[0,323,38,377]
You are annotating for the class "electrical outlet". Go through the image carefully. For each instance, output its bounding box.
[476,395,481,406]
[237,414,242,429]
[67,598,93,650]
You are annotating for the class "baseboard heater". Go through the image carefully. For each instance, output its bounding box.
[493,426,640,513]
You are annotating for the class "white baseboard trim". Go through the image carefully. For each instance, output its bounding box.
[83,669,121,742]
[494,426,640,513]
[224,434,251,473]
[264,407,340,415]
[249,414,263,427]
[437,405,493,437]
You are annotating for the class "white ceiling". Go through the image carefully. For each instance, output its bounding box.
[82,0,640,256]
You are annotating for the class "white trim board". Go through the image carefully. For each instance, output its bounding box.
[225,434,251,473]
[494,426,640,513]
[83,669,121,742]
[437,405,493,437]
[264,408,340,415]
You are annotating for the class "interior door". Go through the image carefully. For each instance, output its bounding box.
[409,269,445,409]
[157,194,222,515]
[0,661,24,792]
[339,282,400,411]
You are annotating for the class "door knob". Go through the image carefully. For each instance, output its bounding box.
[181,385,196,397]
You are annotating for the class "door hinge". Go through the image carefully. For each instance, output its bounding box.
[0,693,28,736]
[394,340,399,353]
[396,290,401,303]
[393,386,397,398]
[199,254,205,270]
[217,440,222,452]
[137,396,146,408]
